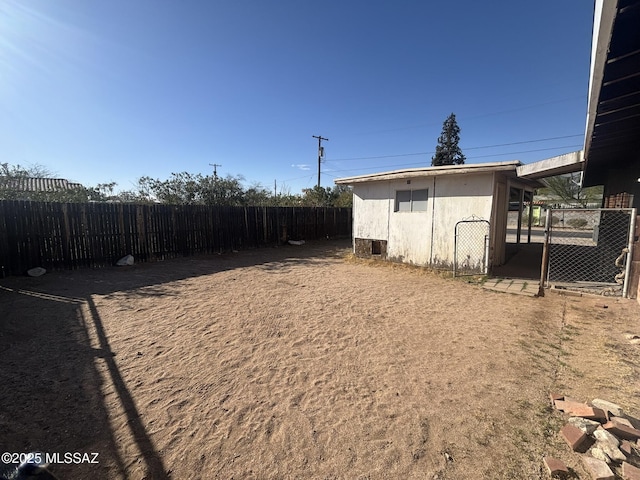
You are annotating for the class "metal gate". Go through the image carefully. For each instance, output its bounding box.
[542,208,636,297]
[454,218,490,277]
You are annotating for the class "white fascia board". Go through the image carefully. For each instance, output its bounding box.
[334,161,521,185]
[516,151,584,179]
[584,0,618,156]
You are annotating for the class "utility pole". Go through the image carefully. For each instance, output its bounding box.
[312,135,328,188]
[209,163,222,179]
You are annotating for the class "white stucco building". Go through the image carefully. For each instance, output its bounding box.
[335,161,542,273]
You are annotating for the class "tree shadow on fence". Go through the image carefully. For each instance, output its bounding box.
[0,239,350,479]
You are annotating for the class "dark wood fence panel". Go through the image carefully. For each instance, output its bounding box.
[0,201,352,276]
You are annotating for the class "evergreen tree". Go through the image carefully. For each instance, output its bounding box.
[431,113,465,166]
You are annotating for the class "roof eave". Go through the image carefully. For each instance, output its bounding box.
[583,0,619,182]
[334,161,522,185]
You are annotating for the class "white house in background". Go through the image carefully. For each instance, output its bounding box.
[335,161,542,273]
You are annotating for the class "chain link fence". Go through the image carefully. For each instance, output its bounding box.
[454,219,490,276]
[545,208,635,296]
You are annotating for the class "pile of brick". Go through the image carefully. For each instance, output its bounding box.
[544,394,640,479]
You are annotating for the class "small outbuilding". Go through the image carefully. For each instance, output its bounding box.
[335,161,542,274]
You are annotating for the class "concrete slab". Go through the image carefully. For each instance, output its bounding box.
[492,243,542,280]
[483,278,539,297]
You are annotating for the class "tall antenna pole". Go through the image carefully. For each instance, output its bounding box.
[312,135,329,188]
[209,163,222,179]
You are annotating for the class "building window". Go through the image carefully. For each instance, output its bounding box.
[395,188,428,212]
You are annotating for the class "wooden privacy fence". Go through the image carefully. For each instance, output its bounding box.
[0,201,352,276]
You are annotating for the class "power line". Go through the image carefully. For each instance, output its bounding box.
[228,134,584,191]
[464,134,583,151]
[327,134,583,163]
[329,152,426,162]
[351,96,586,136]
[468,144,583,159]
[461,96,586,121]
[279,173,317,183]
[322,144,583,176]
[316,135,586,186]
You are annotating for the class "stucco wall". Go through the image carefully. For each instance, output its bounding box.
[429,174,495,268]
[352,183,391,240]
[351,173,496,268]
[386,178,433,265]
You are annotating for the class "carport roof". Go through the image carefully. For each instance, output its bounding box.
[516,151,584,180]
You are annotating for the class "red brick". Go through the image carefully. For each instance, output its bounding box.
[560,424,591,452]
[622,462,640,480]
[555,399,587,412]
[581,456,614,480]
[543,457,568,476]
[611,416,634,428]
[603,421,640,441]
[555,400,607,421]
[620,440,633,456]
[569,406,607,422]
[550,393,564,405]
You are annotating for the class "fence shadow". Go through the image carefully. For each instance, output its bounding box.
[0,239,351,478]
[0,287,131,479]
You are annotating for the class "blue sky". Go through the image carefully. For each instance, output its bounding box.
[1,0,593,195]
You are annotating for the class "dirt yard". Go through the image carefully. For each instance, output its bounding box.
[1,239,639,479]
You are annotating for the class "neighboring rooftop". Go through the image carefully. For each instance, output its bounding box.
[0,177,84,192]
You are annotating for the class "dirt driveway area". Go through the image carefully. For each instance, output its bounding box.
[1,239,639,479]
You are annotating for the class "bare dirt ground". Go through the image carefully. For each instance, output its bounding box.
[1,239,639,479]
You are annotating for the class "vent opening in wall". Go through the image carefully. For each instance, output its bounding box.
[371,240,382,255]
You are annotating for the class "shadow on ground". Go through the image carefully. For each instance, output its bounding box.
[0,239,350,479]
[492,243,543,280]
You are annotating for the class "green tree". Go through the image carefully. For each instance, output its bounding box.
[332,185,353,207]
[300,186,335,207]
[0,162,57,179]
[298,185,352,207]
[111,177,157,203]
[0,162,354,208]
[144,172,203,205]
[132,172,268,206]
[199,175,246,206]
[243,182,273,206]
[431,113,465,166]
[86,182,117,202]
[538,173,603,207]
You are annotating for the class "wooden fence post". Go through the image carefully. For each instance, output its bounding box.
[61,203,71,269]
[0,201,352,275]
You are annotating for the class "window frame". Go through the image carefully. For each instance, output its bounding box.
[394,188,428,212]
